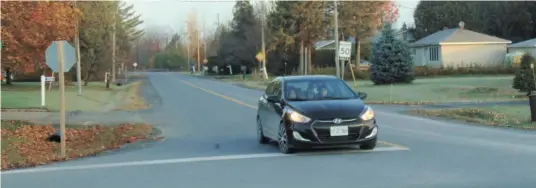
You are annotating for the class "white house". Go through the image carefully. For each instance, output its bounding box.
[507,38,536,58]
[410,23,511,68]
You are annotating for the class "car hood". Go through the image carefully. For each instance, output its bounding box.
[286,99,366,119]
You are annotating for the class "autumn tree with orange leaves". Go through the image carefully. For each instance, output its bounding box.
[1,1,78,84]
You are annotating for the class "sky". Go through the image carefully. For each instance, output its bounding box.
[130,0,419,35]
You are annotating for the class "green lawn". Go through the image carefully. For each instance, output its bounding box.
[407,105,535,130]
[347,76,523,103]
[237,76,524,104]
[1,82,136,112]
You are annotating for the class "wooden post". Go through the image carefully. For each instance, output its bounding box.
[56,41,66,157]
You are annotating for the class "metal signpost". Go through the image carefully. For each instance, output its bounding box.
[45,40,77,157]
[202,59,208,76]
[338,41,357,86]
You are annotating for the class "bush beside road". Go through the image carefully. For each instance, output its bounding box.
[0,120,158,171]
[407,105,535,130]
[1,81,148,112]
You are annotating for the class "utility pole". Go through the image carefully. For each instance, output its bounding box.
[216,13,220,57]
[203,16,207,63]
[197,28,200,72]
[74,1,82,95]
[333,0,340,78]
[261,3,268,80]
[187,42,190,71]
[111,2,117,83]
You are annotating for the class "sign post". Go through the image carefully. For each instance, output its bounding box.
[338,41,352,80]
[41,75,46,107]
[133,62,137,72]
[45,40,77,157]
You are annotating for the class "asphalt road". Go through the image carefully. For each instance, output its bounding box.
[2,72,536,188]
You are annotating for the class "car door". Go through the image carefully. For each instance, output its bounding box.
[259,81,276,138]
[266,80,283,136]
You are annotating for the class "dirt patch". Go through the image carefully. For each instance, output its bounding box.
[116,82,150,111]
[1,108,50,112]
[366,101,435,105]
[407,108,535,130]
[465,87,499,94]
[1,120,160,171]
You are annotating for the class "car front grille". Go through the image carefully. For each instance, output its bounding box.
[311,118,366,143]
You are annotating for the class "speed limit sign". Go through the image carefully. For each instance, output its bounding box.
[338,41,352,60]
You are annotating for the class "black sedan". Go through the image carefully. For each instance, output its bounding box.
[256,75,378,154]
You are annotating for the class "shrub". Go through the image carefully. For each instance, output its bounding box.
[414,64,516,77]
[369,23,414,85]
[513,53,536,94]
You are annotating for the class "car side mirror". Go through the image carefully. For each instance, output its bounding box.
[267,95,280,103]
[358,92,368,100]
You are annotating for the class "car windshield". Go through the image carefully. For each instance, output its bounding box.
[284,79,357,101]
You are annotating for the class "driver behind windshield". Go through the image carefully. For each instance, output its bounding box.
[317,82,329,98]
[287,86,299,99]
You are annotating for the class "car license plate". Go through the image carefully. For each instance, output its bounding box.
[330,126,348,136]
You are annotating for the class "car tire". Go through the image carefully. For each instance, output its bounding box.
[257,117,269,144]
[360,138,377,150]
[278,122,295,154]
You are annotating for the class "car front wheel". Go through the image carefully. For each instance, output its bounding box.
[278,123,295,154]
[359,138,377,150]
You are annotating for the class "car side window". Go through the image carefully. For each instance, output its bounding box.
[264,82,274,96]
[264,80,279,96]
[273,81,282,98]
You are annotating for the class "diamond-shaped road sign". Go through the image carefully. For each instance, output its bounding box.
[45,40,77,72]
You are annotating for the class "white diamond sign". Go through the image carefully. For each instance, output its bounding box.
[45,41,77,72]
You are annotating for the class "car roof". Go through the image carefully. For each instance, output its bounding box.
[278,75,340,82]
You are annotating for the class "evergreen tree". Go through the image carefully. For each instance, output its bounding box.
[369,23,414,85]
[513,53,536,94]
[223,1,260,68]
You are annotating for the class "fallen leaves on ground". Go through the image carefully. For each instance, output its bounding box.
[1,120,157,171]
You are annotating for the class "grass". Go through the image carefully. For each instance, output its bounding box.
[235,76,525,104]
[407,105,536,130]
[1,81,138,112]
[0,120,157,171]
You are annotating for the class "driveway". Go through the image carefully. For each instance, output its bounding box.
[2,72,536,188]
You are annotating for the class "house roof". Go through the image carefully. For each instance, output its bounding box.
[412,28,511,47]
[508,38,536,48]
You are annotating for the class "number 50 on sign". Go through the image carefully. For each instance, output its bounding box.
[338,41,352,59]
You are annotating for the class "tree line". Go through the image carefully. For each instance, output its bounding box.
[413,1,536,43]
[178,1,536,78]
[1,1,144,85]
[183,1,398,76]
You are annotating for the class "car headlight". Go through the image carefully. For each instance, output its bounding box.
[360,106,374,121]
[285,108,311,123]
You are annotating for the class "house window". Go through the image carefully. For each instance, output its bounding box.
[428,46,440,62]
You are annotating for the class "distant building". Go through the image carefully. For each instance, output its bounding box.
[507,38,536,58]
[410,22,511,68]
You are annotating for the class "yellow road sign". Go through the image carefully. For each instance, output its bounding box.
[256,52,264,62]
